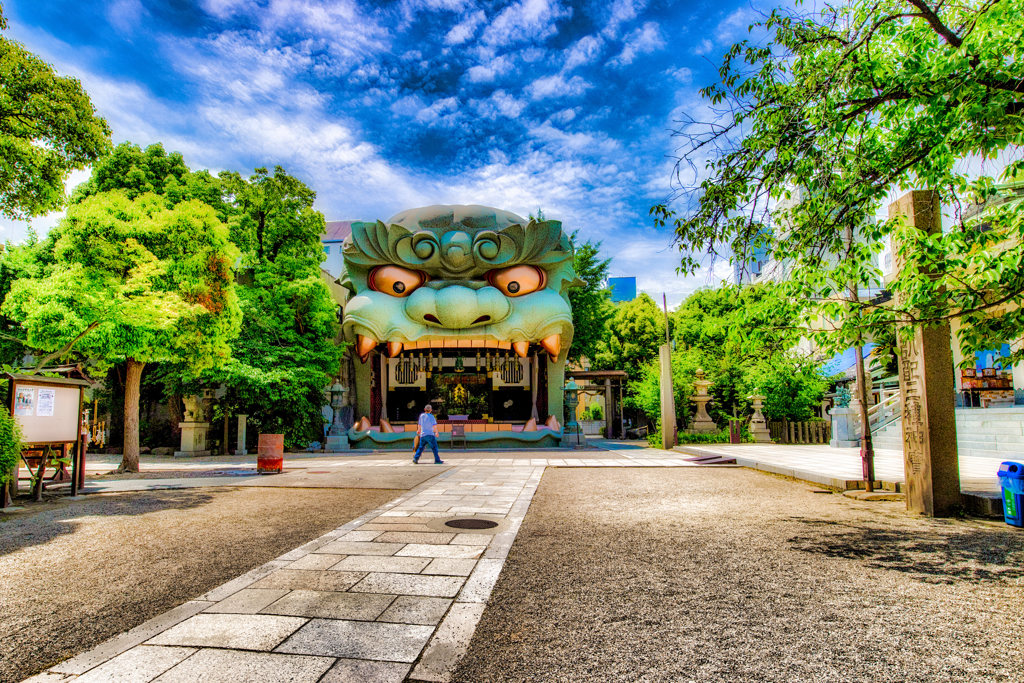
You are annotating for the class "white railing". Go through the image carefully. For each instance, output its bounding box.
[868,390,901,434]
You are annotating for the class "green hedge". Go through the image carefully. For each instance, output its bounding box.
[0,406,22,486]
[647,424,752,447]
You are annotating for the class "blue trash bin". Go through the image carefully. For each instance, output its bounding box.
[997,461,1024,527]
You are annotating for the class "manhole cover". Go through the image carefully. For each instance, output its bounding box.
[445,518,499,530]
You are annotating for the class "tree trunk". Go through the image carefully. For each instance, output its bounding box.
[121,358,145,472]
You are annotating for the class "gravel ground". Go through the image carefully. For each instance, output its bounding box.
[454,467,1024,683]
[0,486,396,682]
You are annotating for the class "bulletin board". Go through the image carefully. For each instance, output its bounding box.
[6,376,87,444]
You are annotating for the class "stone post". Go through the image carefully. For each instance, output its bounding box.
[604,378,614,439]
[688,369,717,433]
[748,394,772,443]
[890,190,961,516]
[659,343,677,449]
[235,414,248,456]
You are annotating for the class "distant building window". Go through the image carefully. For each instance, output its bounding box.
[323,246,330,254]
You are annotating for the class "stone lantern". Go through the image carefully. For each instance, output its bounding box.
[175,393,212,457]
[688,369,718,433]
[325,381,350,452]
[561,379,585,448]
[748,393,772,443]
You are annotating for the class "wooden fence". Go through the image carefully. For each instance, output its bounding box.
[768,419,831,444]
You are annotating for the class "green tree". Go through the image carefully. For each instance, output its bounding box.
[0,7,111,219]
[567,232,612,364]
[0,235,41,368]
[653,0,1024,360]
[2,192,241,471]
[0,404,21,506]
[214,167,342,448]
[595,292,666,380]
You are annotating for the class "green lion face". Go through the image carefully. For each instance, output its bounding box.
[339,205,580,362]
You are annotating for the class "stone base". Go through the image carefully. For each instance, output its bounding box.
[559,430,587,449]
[325,434,350,451]
[234,449,248,456]
[751,431,772,443]
[830,438,859,448]
[174,450,211,458]
[687,420,718,434]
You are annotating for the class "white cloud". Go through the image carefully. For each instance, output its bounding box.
[481,0,572,47]
[715,7,756,45]
[609,21,664,66]
[667,67,693,84]
[526,73,591,100]
[474,90,527,119]
[464,54,515,83]
[562,35,603,71]
[445,10,486,45]
[693,38,713,56]
[106,0,149,36]
[602,0,646,39]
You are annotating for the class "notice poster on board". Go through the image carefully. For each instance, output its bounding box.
[36,388,56,417]
[14,387,35,416]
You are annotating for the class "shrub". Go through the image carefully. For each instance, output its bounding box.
[0,406,22,486]
[582,402,604,421]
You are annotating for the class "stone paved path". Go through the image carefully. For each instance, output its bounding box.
[29,444,698,682]
[677,442,1005,494]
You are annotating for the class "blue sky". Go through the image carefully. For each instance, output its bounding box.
[0,0,765,304]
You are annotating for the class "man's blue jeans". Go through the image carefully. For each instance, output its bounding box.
[414,434,441,463]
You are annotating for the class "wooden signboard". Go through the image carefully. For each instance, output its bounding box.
[4,374,91,502]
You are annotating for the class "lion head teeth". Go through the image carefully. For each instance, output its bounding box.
[386,341,404,357]
[512,341,530,358]
[356,334,377,362]
[540,334,561,360]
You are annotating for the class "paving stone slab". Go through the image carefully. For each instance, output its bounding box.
[286,553,346,570]
[410,602,487,682]
[396,543,485,559]
[51,601,213,675]
[276,618,434,662]
[204,588,290,614]
[450,533,494,546]
[377,596,453,625]
[199,561,292,602]
[316,540,406,555]
[375,531,456,544]
[421,558,478,577]
[249,569,366,592]
[320,658,410,683]
[360,522,437,532]
[351,572,465,597]
[331,555,431,574]
[261,589,395,620]
[338,529,383,541]
[22,672,73,682]
[147,613,307,651]
[153,649,334,682]
[458,558,504,603]
[74,646,196,683]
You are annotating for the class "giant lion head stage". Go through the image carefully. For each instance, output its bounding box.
[338,204,581,448]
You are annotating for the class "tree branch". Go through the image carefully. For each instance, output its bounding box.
[905,0,963,46]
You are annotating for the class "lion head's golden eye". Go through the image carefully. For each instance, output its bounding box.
[486,265,546,297]
[369,265,428,297]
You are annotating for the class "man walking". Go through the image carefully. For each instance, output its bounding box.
[414,404,444,464]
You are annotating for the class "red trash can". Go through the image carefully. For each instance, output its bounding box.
[257,434,284,474]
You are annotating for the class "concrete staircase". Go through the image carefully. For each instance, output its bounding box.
[872,406,1024,459]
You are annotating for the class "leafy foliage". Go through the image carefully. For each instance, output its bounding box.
[594,292,667,380]
[626,284,831,428]
[567,231,613,364]
[653,0,1024,361]
[0,404,21,486]
[212,167,342,448]
[0,9,111,219]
